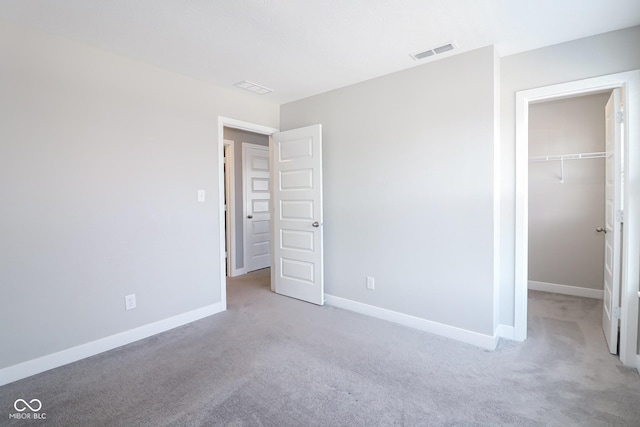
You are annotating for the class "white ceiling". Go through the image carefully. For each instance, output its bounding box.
[1,0,639,104]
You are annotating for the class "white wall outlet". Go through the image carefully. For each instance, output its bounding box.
[366,276,375,290]
[197,189,206,202]
[125,294,137,311]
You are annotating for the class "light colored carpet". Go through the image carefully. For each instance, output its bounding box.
[1,269,639,426]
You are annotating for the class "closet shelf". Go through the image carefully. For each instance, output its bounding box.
[528,151,605,162]
[528,151,605,183]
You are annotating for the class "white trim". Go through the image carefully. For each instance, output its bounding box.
[232,266,247,277]
[514,70,640,367]
[218,117,278,308]
[223,139,236,277]
[492,47,501,334]
[220,117,279,136]
[325,294,499,350]
[496,324,515,340]
[620,72,640,369]
[268,135,276,293]
[224,139,250,279]
[0,303,224,386]
[514,89,530,342]
[528,281,603,299]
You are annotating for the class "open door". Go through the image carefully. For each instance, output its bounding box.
[602,88,622,354]
[271,125,324,305]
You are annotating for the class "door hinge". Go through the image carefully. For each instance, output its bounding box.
[616,111,624,124]
[616,210,624,222]
[613,306,621,319]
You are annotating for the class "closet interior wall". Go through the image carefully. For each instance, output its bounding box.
[528,92,611,293]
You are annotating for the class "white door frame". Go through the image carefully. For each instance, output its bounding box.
[223,139,236,277]
[514,70,640,368]
[218,117,279,310]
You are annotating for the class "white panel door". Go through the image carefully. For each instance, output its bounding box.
[602,88,622,354]
[243,143,271,272]
[272,125,324,305]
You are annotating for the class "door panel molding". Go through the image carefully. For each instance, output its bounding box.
[243,142,271,273]
[272,125,324,305]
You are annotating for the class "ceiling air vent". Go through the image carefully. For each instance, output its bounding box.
[412,50,435,60]
[234,80,273,95]
[434,43,454,54]
[410,41,457,61]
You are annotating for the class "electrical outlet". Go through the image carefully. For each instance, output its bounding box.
[125,294,137,311]
[366,276,375,290]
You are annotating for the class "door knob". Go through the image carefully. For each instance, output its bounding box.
[247,215,253,219]
[312,221,320,228]
[596,226,606,233]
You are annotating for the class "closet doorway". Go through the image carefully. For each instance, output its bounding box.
[514,70,640,368]
[527,92,611,299]
[527,90,613,346]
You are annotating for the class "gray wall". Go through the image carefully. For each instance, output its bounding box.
[500,25,640,325]
[528,93,609,289]
[222,128,269,270]
[281,46,499,335]
[0,21,278,369]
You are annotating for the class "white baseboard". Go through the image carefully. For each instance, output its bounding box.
[230,267,247,277]
[496,324,515,340]
[324,294,498,350]
[0,302,224,386]
[528,280,603,299]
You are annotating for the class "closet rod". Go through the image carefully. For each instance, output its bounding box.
[529,151,606,183]
[528,151,605,163]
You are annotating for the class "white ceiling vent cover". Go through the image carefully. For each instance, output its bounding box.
[410,41,457,61]
[412,50,435,60]
[234,80,273,95]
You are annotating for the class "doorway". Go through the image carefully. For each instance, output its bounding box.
[527,92,610,298]
[222,127,271,277]
[527,91,612,349]
[217,117,326,309]
[218,118,279,310]
[513,70,640,368]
